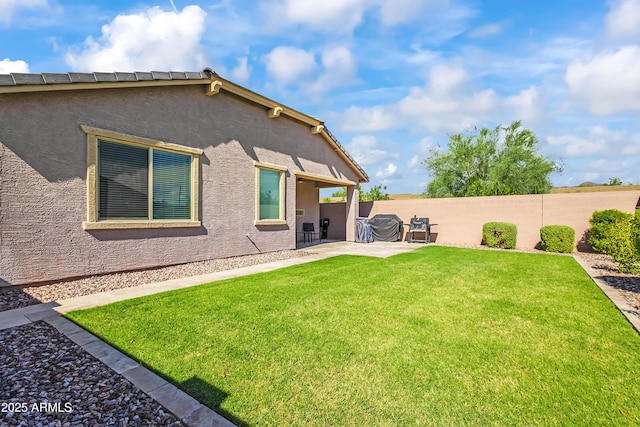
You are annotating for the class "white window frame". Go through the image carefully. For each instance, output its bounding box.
[82,126,202,230]
[254,161,287,225]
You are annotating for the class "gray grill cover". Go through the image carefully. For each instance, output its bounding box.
[355,217,373,243]
[369,214,403,241]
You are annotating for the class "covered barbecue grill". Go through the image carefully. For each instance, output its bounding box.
[368,214,403,241]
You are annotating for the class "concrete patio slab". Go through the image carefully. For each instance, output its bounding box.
[302,240,427,258]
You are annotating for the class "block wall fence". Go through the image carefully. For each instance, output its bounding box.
[320,191,640,251]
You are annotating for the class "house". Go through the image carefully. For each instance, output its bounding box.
[0,69,368,286]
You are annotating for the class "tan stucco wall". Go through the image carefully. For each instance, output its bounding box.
[320,191,640,249]
[0,85,361,285]
[295,180,320,237]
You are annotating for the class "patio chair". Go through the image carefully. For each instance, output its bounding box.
[302,222,320,243]
[407,216,433,243]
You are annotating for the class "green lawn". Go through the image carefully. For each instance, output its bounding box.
[66,246,640,426]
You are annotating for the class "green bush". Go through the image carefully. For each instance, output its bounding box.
[589,209,633,254]
[588,208,640,274]
[482,222,517,249]
[540,225,575,253]
[634,210,640,255]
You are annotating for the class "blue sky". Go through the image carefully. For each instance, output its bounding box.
[2,0,640,194]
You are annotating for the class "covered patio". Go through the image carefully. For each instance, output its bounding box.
[294,171,360,248]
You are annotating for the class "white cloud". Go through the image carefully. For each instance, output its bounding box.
[230,57,251,83]
[505,86,545,124]
[406,45,442,67]
[263,46,316,84]
[340,61,548,136]
[396,63,499,133]
[321,46,357,76]
[565,46,640,115]
[263,0,473,37]
[308,46,358,93]
[64,6,207,72]
[463,37,590,81]
[0,0,47,26]
[376,163,399,180]
[407,155,421,171]
[547,134,607,157]
[547,126,640,158]
[375,0,432,25]
[468,23,502,39]
[429,62,468,95]
[589,158,630,173]
[264,0,365,34]
[339,105,395,132]
[604,0,640,42]
[0,58,30,73]
[623,141,640,154]
[417,137,434,155]
[346,135,397,166]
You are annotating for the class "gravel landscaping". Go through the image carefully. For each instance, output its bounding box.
[0,321,185,426]
[574,252,640,316]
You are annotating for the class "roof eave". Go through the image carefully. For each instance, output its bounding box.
[0,78,211,94]
[0,68,369,183]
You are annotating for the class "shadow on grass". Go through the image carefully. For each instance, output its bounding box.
[181,376,250,427]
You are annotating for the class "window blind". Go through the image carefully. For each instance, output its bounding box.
[98,141,149,220]
[153,150,191,220]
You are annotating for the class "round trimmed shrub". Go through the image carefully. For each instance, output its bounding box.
[540,225,575,253]
[482,222,517,249]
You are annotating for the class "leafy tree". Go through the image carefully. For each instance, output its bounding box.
[605,177,623,186]
[361,184,391,202]
[330,187,347,201]
[423,121,562,198]
[329,184,391,202]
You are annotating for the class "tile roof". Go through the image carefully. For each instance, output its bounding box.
[0,68,368,181]
[0,70,211,86]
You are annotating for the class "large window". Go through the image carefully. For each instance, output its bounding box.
[255,162,286,225]
[82,126,202,230]
[98,141,192,220]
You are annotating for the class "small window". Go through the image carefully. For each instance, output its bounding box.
[82,126,202,230]
[255,162,286,225]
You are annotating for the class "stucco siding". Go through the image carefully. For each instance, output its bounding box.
[0,84,360,285]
